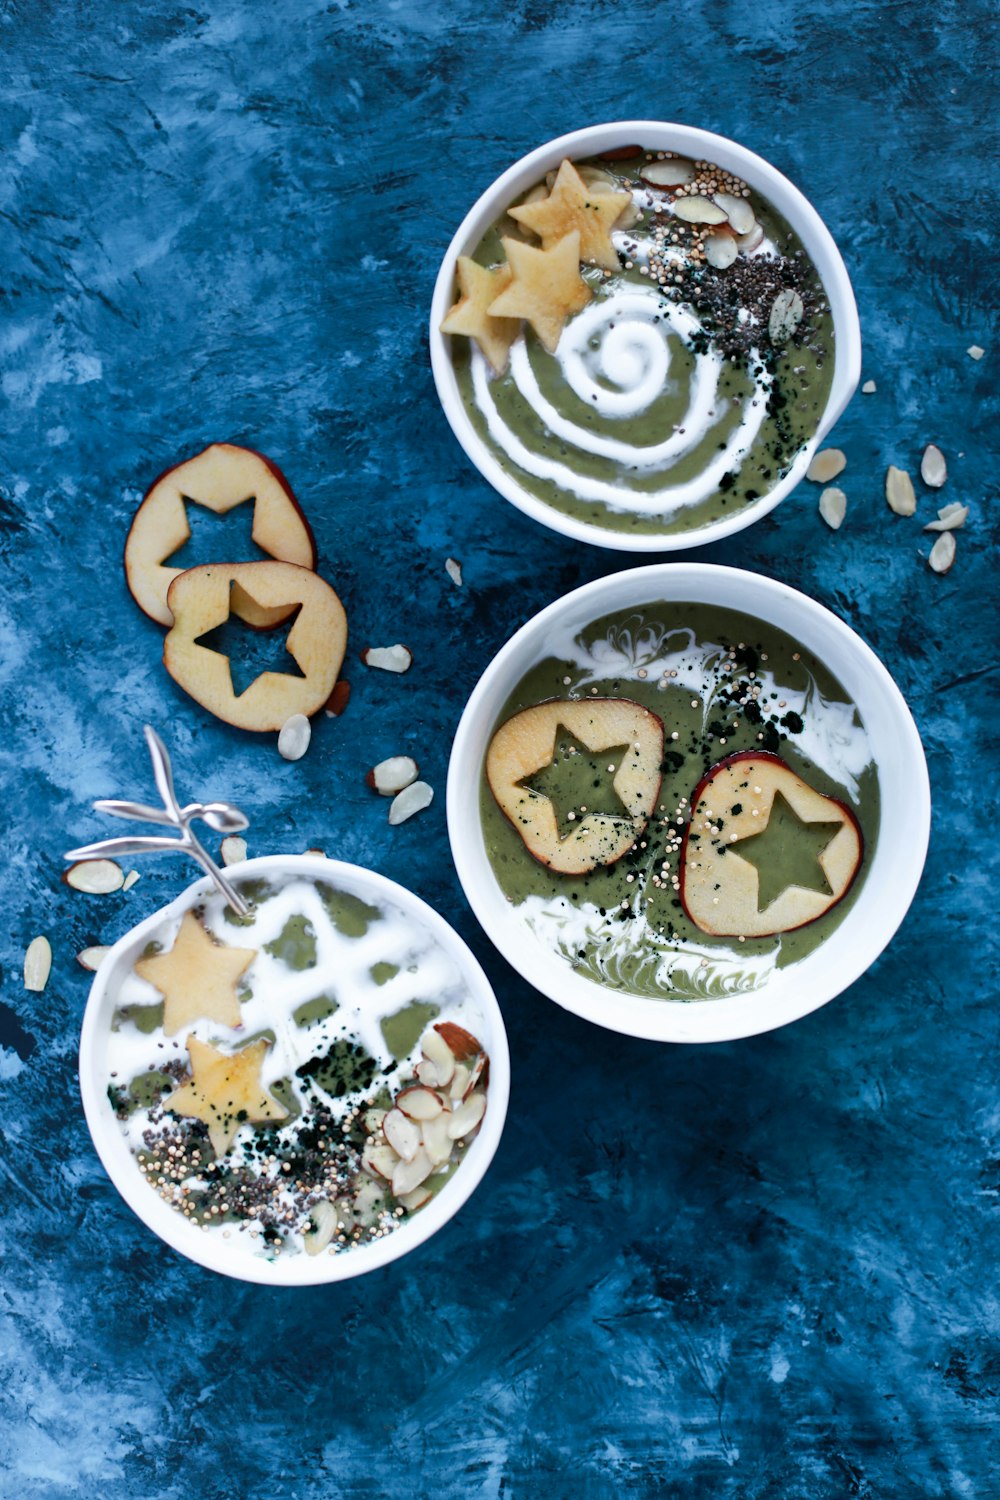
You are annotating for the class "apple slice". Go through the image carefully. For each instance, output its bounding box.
[163,560,347,731]
[124,443,316,628]
[486,698,664,875]
[679,751,863,938]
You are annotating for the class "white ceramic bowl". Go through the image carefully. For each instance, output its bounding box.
[430,120,861,552]
[79,855,510,1284]
[447,565,929,1043]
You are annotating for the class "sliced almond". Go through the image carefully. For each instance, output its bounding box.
[303,1199,339,1256]
[418,1027,455,1088]
[362,644,412,674]
[928,532,956,574]
[924,503,969,532]
[672,193,729,225]
[362,1142,400,1181]
[365,755,419,797]
[397,1185,432,1212]
[324,680,351,717]
[920,444,947,489]
[77,945,111,972]
[220,835,247,866]
[383,1108,421,1162]
[416,1058,452,1088]
[768,288,804,344]
[122,870,141,892]
[967,345,985,361]
[736,223,764,254]
[388,781,433,825]
[391,1148,434,1198]
[420,1113,454,1168]
[434,1021,482,1061]
[639,157,695,188]
[445,556,463,587]
[885,465,916,516]
[466,1053,488,1094]
[24,936,52,992]
[861,379,877,394]
[703,231,738,270]
[277,713,311,761]
[713,192,755,235]
[806,448,846,484]
[449,1063,472,1101]
[819,487,847,530]
[396,1086,443,1122]
[447,1091,487,1140]
[303,847,326,857]
[64,859,125,895]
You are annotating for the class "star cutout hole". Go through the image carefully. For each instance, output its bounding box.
[730,791,843,912]
[165,495,272,573]
[518,725,632,841]
[195,584,306,698]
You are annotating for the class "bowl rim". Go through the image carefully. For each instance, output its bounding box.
[430,119,862,553]
[446,563,930,1043]
[78,854,510,1285]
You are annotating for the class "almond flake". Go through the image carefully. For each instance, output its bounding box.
[445,557,463,587]
[924,503,969,532]
[77,945,111,972]
[396,1086,443,1122]
[447,1091,487,1140]
[928,531,956,574]
[920,444,947,489]
[736,223,764,254]
[396,1185,432,1212]
[303,1200,339,1256]
[885,465,916,516]
[806,448,846,484]
[64,859,125,894]
[768,288,803,344]
[220,835,247,866]
[713,192,755,235]
[672,193,729,225]
[365,755,419,797]
[383,1108,421,1162]
[277,713,311,761]
[362,644,412,674]
[122,870,141,892]
[24,936,52,992]
[861,379,877,393]
[639,158,695,188]
[819,487,847,530]
[388,780,433,825]
[449,1063,472,1101]
[324,680,351,717]
[362,1143,399,1181]
[418,1027,455,1088]
[420,1113,454,1168]
[703,231,737,270]
[391,1148,434,1197]
[967,345,985,360]
[303,847,326,857]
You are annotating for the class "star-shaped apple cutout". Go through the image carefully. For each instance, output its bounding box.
[508,158,630,272]
[488,231,592,353]
[134,910,257,1036]
[166,1035,288,1157]
[730,791,844,911]
[518,727,632,840]
[195,599,306,697]
[440,256,521,374]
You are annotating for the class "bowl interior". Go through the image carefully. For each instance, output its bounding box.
[447,565,928,1043]
[430,120,861,553]
[79,856,510,1284]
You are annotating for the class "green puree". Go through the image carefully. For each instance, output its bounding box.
[453,150,835,537]
[481,602,880,1000]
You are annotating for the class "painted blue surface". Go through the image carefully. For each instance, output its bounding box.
[1,2,997,1495]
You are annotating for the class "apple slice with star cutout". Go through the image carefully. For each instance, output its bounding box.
[124,443,316,628]
[163,560,347,731]
[486,698,664,875]
[679,751,863,938]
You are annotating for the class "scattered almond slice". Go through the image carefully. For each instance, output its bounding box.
[277,713,311,761]
[418,1027,455,1088]
[703,232,738,270]
[396,1086,444,1122]
[639,157,695,188]
[77,945,111,972]
[303,1200,339,1256]
[967,345,985,360]
[434,1021,482,1061]
[736,223,764,254]
[447,1092,487,1140]
[366,755,419,797]
[122,870,141,892]
[303,846,325,857]
[24,936,52,992]
[769,289,804,344]
[362,644,412,674]
[64,859,125,894]
[885,465,916,516]
[445,557,463,587]
[924,503,969,532]
[920,444,947,488]
[819,487,847,530]
[928,532,956,574]
[383,1108,421,1162]
[806,448,846,484]
[672,194,728,225]
[862,379,877,394]
[362,1142,400,1181]
[397,1185,432,1212]
[713,192,755,234]
[220,835,247,866]
[448,1063,471,1101]
[420,1113,454,1168]
[391,1148,434,1198]
[388,781,434,825]
[324,680,351,717]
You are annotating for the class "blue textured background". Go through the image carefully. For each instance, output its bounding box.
[2,2,997,1496]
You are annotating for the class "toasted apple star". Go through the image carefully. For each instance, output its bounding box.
[440,257,521,374]
[134,910,256,1036]
[167,1035,288,1157]
[509,159,630,272]
[488,233,592,354]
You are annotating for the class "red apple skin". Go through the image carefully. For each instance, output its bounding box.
[123,443,317,631]
[678,750,865,938]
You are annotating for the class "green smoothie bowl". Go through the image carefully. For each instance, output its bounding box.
[447,566,928,1043]
[79,856,509,1284]
[430,121,861,551]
